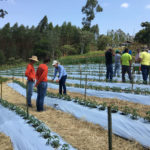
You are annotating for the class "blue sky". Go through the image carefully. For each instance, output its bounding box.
[0,0,150,35]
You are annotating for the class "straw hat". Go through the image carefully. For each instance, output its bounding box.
[29,56,39,62]
[52,60,59,66]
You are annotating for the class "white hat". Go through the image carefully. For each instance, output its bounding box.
[52,60,59,66]
[29,56,39,62]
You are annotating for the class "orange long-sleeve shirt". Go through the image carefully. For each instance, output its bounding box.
[25,64,36,81]
[35,64,48,86]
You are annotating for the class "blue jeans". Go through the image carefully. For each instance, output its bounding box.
[36,82,47,111]
[27,80,34,105]
[59,75,67,94]
[106,64,113,80]
[141,65,149,82]
[114,63,120,76]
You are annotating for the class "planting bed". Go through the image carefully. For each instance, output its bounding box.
[1,81,146,150]
[8,82,150,148]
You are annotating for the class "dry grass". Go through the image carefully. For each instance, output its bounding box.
[0,133,13,150]
[2,81,149,150]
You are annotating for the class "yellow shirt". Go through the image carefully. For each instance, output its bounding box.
[139,51,150,66]
[121,53,132,66]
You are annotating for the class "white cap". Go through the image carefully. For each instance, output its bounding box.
[52,60,59,66]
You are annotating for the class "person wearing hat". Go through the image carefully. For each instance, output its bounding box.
[35,57,50,112]
[25,56,38,107]
[114,50,121,77]
[52,60,67,95]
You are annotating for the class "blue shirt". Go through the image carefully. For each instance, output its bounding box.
[53,65,67,80]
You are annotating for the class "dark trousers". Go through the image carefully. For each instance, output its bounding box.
[59,75,67,95]
[122,65,132,82]
[141,65,149,82]
[106,64,113,80]
[36,82,47,111]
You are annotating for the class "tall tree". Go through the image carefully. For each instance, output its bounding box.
[82,0,103,31]
[135,22,150,47]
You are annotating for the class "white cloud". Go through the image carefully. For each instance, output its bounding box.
[121,3,129,8]
[145,4,150,9]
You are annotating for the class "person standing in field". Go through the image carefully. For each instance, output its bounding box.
[52,60,67,95]
[25,56,38,107]
[139,49,150,84]
[114,50,121,77]
[35,57,50,112]
[105,48,114,82]
[121,48,132,82]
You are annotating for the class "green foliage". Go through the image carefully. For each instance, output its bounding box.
[130,109,139,120]
[97,35,110,50]
[61,45,77,56]
[0,50,5,64]
[82,0,103,30]
[121,106,131,115]
[135,22,150,47]
[144,111,150,122]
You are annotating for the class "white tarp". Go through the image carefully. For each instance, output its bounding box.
[8,83,150,148]
[46,82,150,105]
[0,105,52,150]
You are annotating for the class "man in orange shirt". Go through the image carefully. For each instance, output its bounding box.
[25,56,38,107]
[35,57,50,112]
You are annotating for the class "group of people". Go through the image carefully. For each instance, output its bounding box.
[105,48,150,84]
[25,56,67,112]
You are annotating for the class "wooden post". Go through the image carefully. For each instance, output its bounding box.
[84,74,87,100]
[79,64,82,88]
[99,63,101,81]
[1,80,2,99]
[149,72,150,85]
[26,81,29,118]
[108,106,112,150]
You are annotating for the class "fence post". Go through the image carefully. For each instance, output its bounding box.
[79,64,82,88]
[26,81,29,118]
[1,80,2,99]
[84,74,87,100]
[99,63,101,81]
[108,106,112,150]
[149,72,150,85]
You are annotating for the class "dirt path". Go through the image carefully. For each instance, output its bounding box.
[2,81,148,150]
[0,133,13,150]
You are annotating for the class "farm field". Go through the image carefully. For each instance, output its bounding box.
[0,63,150,150]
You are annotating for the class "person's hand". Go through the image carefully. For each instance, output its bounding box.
[56,80,59,83]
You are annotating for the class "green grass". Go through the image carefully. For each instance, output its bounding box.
[59,51,105,65]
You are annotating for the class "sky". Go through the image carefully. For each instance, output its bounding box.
[0,0,150,35]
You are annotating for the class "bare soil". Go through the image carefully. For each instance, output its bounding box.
[0,133,13,150]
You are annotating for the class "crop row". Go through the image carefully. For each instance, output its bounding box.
[0,98,70,150]
[13,80,150,123]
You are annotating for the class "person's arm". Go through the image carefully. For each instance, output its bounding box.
[129,55,132,67]
[58,66,64,81]
[139,52,142,63]
[120,56,122,65]
[25,65,30,77]
[52,68,57,80]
